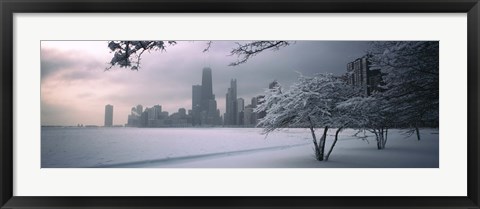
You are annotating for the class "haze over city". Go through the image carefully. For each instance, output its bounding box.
[41,41,370,126]
[41,41,439,168]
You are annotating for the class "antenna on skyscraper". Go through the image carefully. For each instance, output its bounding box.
[203,51,210,68]
[203,52,211,68]
[203,42,212,68]
[208,50,211,68]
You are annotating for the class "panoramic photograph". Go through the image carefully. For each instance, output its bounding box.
[41,40,439,168]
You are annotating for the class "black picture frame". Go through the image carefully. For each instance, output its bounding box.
[1,0,479,208]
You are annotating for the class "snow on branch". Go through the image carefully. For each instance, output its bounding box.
[106,41,176,70]
[255,73,357,133]
[368,41,439,132]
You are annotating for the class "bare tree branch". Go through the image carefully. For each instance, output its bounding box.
[202,41,213,53]
[228,41,293,66]
[106,40,293,70]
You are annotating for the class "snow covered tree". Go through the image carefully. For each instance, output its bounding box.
[337,95,395,149]
[256,73,357,161]
[369,41,439,140]
[107,41,292,70]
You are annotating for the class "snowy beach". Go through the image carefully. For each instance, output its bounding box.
[41,127,438,168]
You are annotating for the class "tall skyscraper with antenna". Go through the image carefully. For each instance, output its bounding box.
[192,67,221,126]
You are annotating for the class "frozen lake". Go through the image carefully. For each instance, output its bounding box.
[41,127,439,168]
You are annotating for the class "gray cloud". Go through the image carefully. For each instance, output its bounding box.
[41,41,372,125]
[41,47,105,81]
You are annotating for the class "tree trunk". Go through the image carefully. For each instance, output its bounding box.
[415,126,421,141]
[308,117,321,161]
[383,128,388,147]
[373,129,381,149]
[325,127,343,161]
[374,128,386,150]
[309,126,321,160]
[317,126,329,161]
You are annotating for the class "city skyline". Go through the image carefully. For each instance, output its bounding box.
[41,41,371,126]
[125,70,273,128]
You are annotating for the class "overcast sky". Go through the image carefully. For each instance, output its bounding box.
[41,41,371,126]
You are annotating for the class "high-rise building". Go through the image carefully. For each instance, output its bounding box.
[178,108,186,116]
[237,98,244,112]
[192,85,202,126]
[207,99,221,125]
[225,79,237,125]
[126,105,142,127]
[104,104,113,127]
[192,85,202,111]
[201,67,214,113]
[148,105,161,120]
[192,67,221,126]
[248,97,259,125]
[244,107,254,126]
[236,98,245,125]
[145,105,163,127]
[251,97,258,108]
[346,55,383,96]
[136,104,143,115]
[153,105,162,119]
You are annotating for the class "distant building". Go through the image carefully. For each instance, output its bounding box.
[237,98,244,112]
[201,67,214,113]
[207,99,221,125]
[168,108,190,127]
[178,108,186,116]
[191,67,221,126]
[346,55,383,96]
[251,97,258,108]
[126,105,140,127]
[147,105,162,126]
[136,105,143,115]
[160,111,169,119]
[236,98,245,125]
[104,104,113,127]
[192,84,202,126]
[140,108,149,127]
[244,106,254,126]
[225,79,237,125]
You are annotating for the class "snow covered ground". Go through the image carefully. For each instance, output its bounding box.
[41,127,438,168]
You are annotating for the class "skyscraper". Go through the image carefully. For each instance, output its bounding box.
[251,97,258,108]
[244,107,254,126]
[127,105,142,127]
[192,85,202,125]
[236,98,245,125]
[346,55,382,96]
[192,67,221,126]
[201,67,214,113]
[104,104,113,127]
[225,79,237,125]
[192,85,202,111]
[136,104,143,115]
[207,99,221,125]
